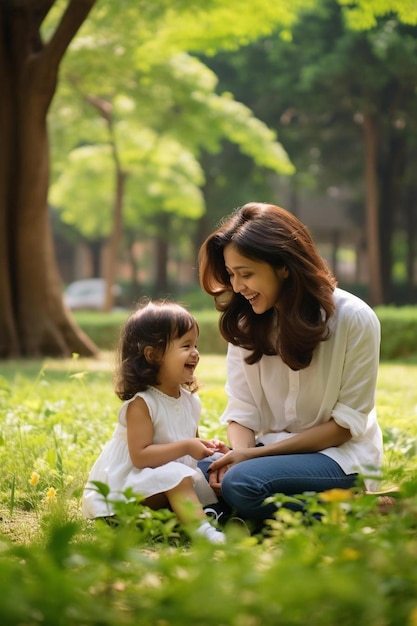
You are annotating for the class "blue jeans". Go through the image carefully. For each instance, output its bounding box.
[199,453,357,522]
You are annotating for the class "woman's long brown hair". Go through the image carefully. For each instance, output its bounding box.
[198,202,337,370]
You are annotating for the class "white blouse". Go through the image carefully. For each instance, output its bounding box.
[220,288,383,490]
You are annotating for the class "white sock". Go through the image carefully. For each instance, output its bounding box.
[196,521,226,544]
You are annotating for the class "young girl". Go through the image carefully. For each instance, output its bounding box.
[82,300,227,543]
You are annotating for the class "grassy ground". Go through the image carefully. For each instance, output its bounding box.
[0,355,417,624]
[0,354,415,538]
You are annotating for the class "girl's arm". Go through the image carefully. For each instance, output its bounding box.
[209,419,351,471]
[126,397,213,468]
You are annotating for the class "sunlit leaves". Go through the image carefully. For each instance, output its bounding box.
[50,145,114,238]
[50,122,206,239]
[49,42,292,240]
[132,0,316,61]
[339,0,417,30]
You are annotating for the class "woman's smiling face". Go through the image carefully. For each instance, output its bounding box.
[224,244,288,314]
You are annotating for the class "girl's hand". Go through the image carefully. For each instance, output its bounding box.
[202,438,230,455]
[186,438,218,461]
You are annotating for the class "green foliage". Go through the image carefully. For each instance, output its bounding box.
[69,306,417,359]
[71,310,128,351]
[375,306,417,360]
[48,1,296,245]
[339,0,417,30]
[199,0,417,308]
[71,309,227,353]
[3,497,417,625]
[0,355,417,623]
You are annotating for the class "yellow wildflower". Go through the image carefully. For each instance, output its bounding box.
[342,548,360,561]
[45,487,57,502]
[320,488,354,502]
[409,606,417,626]
[29,472,40,487]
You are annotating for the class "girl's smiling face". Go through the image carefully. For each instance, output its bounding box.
[155,325,199,396]
[224,244,288,314]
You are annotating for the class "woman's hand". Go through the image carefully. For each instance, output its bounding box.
[209,448,253,471]
[207,448,254,493]
[208,464,228,494]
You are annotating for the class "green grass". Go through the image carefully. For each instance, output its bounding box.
[0,355,417,624]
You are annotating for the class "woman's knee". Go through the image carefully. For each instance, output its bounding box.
[221,464,270,517]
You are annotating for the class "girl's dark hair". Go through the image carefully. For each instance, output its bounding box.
[198,202,337,370]
[114,300,199,401]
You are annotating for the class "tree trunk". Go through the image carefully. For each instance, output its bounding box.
[363,113,383,305]
[378,133,406,303]
[405,189,416,303]
[153,214,170,297]
[93,99,127,313]
[126,233,141,302]
[88,239,103,277]
[0,0,98,358]
[193,213,209,283]
[330,229,340,277]
[104,168,126,311]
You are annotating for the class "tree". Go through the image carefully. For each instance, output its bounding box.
[202,0,417,305]
[3,0,412,360]
[315,0,417,303]
[0,0,98,358]
[50,50,293,300]
[0,0,308,358]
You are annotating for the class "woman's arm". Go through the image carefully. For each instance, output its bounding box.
[330,305,380,436]
[209,419,351,471]
[267,418,352,453]
[126,397,214,468]
[227,421,256,449]
[220,344,263,434]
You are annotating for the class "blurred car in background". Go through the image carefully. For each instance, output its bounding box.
[64,279,122,310]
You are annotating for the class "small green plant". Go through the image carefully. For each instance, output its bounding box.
[87,481,188,545]
[0,356,417,624]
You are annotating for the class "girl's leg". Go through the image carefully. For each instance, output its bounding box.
[165,476,206,526]
[143,493,171,510]
[221,453,358,521]
[166,477,226,543]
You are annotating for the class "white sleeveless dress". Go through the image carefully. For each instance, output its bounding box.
[82,386,217,519]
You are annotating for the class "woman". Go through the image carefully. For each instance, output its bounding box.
[198,202,383,522]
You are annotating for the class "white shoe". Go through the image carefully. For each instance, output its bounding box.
[196,521,226,544]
